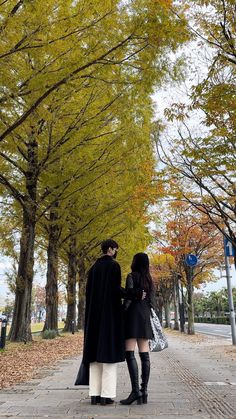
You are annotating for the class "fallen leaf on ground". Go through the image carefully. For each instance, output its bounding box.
[0,333,83,390]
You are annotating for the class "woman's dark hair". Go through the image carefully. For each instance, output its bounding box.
[131,252,153,291]
[101,239,119,254]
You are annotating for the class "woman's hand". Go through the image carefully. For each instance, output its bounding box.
[142,290,146,300]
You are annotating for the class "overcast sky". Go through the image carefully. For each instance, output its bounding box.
[200,265,236,293]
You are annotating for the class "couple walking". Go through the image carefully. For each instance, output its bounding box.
[82,238,156,406]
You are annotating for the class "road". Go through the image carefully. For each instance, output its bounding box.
[194,322,232,340]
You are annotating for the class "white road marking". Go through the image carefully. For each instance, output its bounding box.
[204,382,236,386]
[195,330,232,339]
[204,382,227,386]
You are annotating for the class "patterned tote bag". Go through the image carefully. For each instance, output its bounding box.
[149,308,168,352]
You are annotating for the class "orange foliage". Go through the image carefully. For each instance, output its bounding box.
[152,201,223,287]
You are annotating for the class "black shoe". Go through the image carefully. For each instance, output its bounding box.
[120,391,142,405]
[100,397,114,405]
[91,396,101,405]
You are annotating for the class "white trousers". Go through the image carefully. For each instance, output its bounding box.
[89,362,117,398]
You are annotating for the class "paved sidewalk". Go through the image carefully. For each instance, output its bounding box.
[0,332,236,418]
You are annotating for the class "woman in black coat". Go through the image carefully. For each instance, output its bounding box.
[120,252,156,405]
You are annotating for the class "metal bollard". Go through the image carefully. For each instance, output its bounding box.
[71,320,75,335]
[0,318,7,349]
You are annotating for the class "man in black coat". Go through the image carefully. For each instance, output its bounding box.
[83,239,143,406]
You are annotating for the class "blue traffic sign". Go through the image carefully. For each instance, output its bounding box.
[185,254,198,267]
[224,237,235,257]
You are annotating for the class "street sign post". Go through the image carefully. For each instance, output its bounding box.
[223,236,236,346]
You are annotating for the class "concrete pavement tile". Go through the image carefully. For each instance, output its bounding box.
[147,416,211,419]
[147,395,193,401]
[79,416,133,419]
[2,416,79,418]
[0,388,34,394]
[1,400,59,408]
[34,390,85,401]
[0,409,21,416]
[68,405,129,417]
[113,407,139,416]
[6,405,70,415]
[93,417,153,419]
[172,400,200,407]
[153,404,199,415]
[158,412,208,418]
[129,404,158,415]
[37,406,71,415]
[0,394,33,403]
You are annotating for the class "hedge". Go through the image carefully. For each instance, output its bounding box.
[194,316,230,325]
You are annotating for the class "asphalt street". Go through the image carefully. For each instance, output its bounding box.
[194,323,233,340]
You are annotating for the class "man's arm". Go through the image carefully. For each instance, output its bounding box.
[112,263,145,301]
[120,273,145,300]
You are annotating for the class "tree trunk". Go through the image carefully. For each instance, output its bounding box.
[8,207,36,341]
[77,256,86,330]
[156,294,164,325]
[64,236,77,332]
[186,266,195,334]
[8,138,38,342]
[173,280,179,331]
[43,203,60,332]
[164,302,171,328]
[179,282,185,333]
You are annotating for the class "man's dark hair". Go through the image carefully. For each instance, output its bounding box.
[101,239,119,254]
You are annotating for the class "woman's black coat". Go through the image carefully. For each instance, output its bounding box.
[82,255,126,364]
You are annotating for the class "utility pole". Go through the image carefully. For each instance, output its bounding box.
[185,254,198,335]
[223,237,236,345]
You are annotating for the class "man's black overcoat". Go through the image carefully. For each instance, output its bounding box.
[82,255,125,364]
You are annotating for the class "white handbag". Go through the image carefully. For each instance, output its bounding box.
[149,308,168,352]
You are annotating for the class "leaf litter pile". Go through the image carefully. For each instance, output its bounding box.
[0,333,83,389]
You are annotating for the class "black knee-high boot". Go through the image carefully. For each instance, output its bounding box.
[120,351,142,405]
[139,352,150,403]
